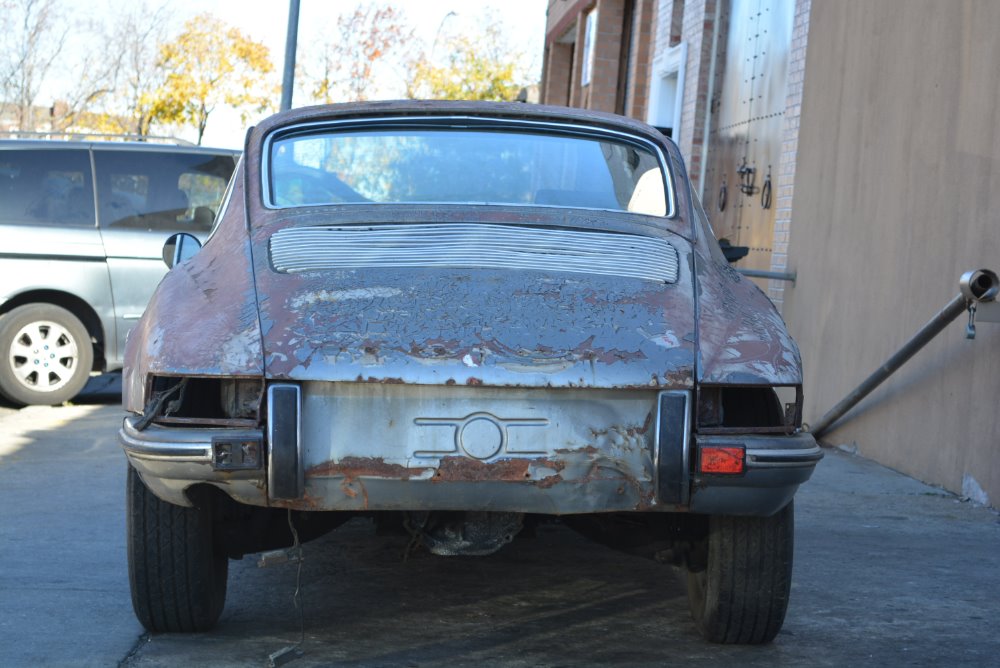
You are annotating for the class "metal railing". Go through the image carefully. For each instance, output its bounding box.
[736,268,797,282]
[810,268,999,438]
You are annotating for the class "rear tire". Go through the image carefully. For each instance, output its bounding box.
[0,304,93,406]
[127,464,228,632]
[686,501,794,644]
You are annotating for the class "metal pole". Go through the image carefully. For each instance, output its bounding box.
[736,268,797,282]
[280,0,301,112]
[810,268,998,438]
[810,294,967,438]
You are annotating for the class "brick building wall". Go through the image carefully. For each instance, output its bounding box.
[544,42,574,106]
[544,0,812,309]
[767,0,811,307]
[542,0,659,119]
[623,0,655,117]
[676,0,717,191]
[650,0,809,310]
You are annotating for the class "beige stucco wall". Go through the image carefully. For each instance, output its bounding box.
[783,0,1000,506]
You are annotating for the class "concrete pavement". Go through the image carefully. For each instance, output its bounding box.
[0,396,998,667]
[0,403,142,667]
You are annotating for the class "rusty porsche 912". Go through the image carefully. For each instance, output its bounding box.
[119,101,820,644]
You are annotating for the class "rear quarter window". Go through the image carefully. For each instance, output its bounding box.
[0,149,95,227]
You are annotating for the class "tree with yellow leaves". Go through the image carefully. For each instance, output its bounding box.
[407,22,525,102]
[155,13,274,144]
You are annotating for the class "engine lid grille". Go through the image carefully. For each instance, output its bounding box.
[269,223,679,283]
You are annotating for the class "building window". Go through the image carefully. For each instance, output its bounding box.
[647,42,687,139]
[581,9,598,87]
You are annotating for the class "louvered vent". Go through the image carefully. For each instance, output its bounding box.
[270,223,679,283]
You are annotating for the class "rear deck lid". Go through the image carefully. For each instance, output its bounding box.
[251,218,696,389]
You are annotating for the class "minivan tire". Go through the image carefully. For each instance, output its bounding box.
[127,464,228,632]
[0,303,93,406]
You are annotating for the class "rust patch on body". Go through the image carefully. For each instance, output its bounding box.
[434,457,530,481]
[573,334,648,365]
[534,473,564,489]
[432,456,566,484]
[309,456,414,479]
[627,412,655,436]
[555,445,600,455]
[354,375,406,384]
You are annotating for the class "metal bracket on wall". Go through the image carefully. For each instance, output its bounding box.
[736,268,796,282]
[761,166,772,209]
[737,158,757,195]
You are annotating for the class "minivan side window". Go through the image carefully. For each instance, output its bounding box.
[94,151,233,232]
[0,149,95,227]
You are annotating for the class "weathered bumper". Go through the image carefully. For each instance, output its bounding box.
[119,383,821,515]
[689,433,823,516]
[119,418,266,508]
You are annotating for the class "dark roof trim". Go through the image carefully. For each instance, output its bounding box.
[250,100,667,149]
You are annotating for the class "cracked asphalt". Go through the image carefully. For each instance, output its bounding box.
[1,377,998,667]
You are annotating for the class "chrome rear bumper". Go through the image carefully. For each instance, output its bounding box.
[120,383,820,515]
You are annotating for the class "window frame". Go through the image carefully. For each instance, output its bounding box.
[261,116,677,219]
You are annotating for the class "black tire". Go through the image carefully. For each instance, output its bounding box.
[127,464,228,632]
[0,303,93,406]
[686,501,794,644]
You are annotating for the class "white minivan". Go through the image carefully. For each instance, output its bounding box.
[0,139,238,405]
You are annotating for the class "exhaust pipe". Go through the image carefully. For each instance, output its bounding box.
[810,269,998,439]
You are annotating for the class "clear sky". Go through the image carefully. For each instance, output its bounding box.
[161,0,550,147]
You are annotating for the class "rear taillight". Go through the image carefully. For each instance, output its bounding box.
[699,445,745,474]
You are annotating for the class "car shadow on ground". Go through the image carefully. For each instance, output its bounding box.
[74,371,123,405]
[0,371,122,415]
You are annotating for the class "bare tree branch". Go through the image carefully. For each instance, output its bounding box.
[0,0,67,131]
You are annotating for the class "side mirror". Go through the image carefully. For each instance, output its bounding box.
[162,233,203,268]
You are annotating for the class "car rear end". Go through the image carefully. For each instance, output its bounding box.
[120,102,820,643]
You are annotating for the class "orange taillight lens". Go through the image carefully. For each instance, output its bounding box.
[699,446,745,474]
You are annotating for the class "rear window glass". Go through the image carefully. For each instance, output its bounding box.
[267,127,669,216]
[94,151,235,231]
[0,149,94,227]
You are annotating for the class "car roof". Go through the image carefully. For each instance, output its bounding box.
[250,100,671,148]
[0,138,238,155]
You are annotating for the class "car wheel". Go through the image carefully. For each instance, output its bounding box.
[127,464,228,632]
[686,501,793,644]
[0,304,93,406]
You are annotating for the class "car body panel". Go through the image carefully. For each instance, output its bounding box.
[0,229,117,354]
[122,171,262,412]
[248,211,697,390]
[694,259,804,386]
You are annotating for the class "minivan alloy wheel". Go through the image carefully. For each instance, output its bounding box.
[10,320,78,389]
[0,304,93,405]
